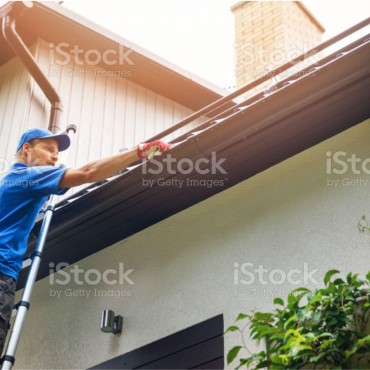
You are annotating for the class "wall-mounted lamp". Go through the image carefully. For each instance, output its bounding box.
[101,309,123,334]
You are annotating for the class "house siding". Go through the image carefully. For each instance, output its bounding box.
[0,38,204,195]
[0,51,33,165]
[11,118,370,369]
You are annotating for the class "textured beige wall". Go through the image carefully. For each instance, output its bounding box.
[10,118,370,369]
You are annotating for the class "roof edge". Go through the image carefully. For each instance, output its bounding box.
[38,1,227,96]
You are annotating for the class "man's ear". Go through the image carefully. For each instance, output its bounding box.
[22,142,31,153]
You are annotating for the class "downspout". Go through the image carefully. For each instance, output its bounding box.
[2,6,63,134]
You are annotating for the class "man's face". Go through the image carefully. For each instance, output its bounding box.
[23,138,59,167]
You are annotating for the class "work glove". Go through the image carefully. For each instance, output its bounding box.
[136,140,171,160]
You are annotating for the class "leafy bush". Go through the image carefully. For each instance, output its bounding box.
[225,270,370,369]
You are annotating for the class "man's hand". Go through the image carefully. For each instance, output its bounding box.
[136,140,172,160]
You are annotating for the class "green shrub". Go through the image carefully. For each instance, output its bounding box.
[226,270,370,369]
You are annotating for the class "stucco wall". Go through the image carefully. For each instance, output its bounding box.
[10,118,370,369]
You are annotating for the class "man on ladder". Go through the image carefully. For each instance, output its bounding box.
[0,127,170,359]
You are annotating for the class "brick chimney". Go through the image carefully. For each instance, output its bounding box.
[231,1,325,92]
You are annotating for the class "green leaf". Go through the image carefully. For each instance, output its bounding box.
[254,312,274,322]
[298,344,313,351]
[255,360,271,368]
[235,357,252,370]
[287,292,296,305]
[316,332,334,339]
[224,325,239,335]
[256,327,280,338]
[357,335,370,347]
[274,297,284,306]
[324,270,340,286]
[271,354,284,364]
[283,315,298,330]
[333,278,345,285]
[326,317,338,326]
[285,328,299,338]
[236,313,249,321]
[366,271,370,282]
[291,287,311,296]
[227,345,242,364]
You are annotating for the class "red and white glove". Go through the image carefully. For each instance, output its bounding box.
[136,140,171,160]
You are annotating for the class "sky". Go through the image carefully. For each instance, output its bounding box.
[2,1,370,90]
[61,0,370,90]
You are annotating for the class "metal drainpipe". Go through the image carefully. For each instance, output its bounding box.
[2,9,63,134]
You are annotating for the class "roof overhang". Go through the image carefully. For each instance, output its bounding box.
[17,34,370,289]
[0,1,226,111]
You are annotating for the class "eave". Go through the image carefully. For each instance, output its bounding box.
[0,1,225,111]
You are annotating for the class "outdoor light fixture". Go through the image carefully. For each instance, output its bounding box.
[101,309,123,334]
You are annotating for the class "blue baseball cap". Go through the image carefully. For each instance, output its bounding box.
[16,128,71,153]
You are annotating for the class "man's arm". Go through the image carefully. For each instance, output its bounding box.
[58,140,171,189]
[59,148,139,189]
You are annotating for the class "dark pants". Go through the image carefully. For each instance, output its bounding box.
[0,273,16,357]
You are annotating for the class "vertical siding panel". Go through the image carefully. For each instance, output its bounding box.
[134,85,146,143]
[154,94,165,138]
[0,59,30,162]
[89,73,106,161]
[113,78,127,151]
[75,67,95,168]
[172,102,185,139]
[0,61,17,161]
[101,74,116,158]
[67,63,97,196]
[56,66,74,131]
[63,62,86,176]
[144,89,156,140]
[124,81,137,148]
[163,98,177,141]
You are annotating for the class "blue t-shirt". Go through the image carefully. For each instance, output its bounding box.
[0,162,69,280]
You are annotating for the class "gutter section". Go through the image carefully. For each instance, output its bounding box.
[1,4,63,133]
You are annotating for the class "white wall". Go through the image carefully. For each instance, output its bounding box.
[0,48,34,164]
[10,118,370,369]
